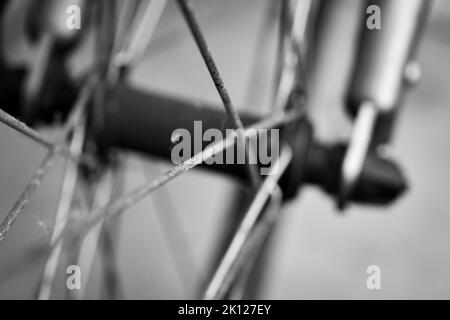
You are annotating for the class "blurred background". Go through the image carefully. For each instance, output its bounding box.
[0,0,449,299]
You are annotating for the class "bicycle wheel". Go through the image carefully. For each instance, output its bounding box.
[0,0,313,300]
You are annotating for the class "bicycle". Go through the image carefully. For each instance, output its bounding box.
[0,0,432,299]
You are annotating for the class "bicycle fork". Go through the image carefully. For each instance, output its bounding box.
[339,0,433,209]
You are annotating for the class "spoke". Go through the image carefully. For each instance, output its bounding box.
[83,109,301,231]
[36,117,86,300]
[114,0,168,69]
[72,168,120,300]
[287,0,311,91]
[291,0,313,54]
[112,0,141,53]
[0,109,54,150]
[99,216,123,300]
[0,80,95,243]
[203,146,293,300]
[0,110,302,280]
[228,185,283,300]
[145,163,199,297]
[243,0,279,110]
[98,165,126,300]
[175,0,261,187]
[0,150,57,242]
[0,79,95,162]
[273,0,312,115]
